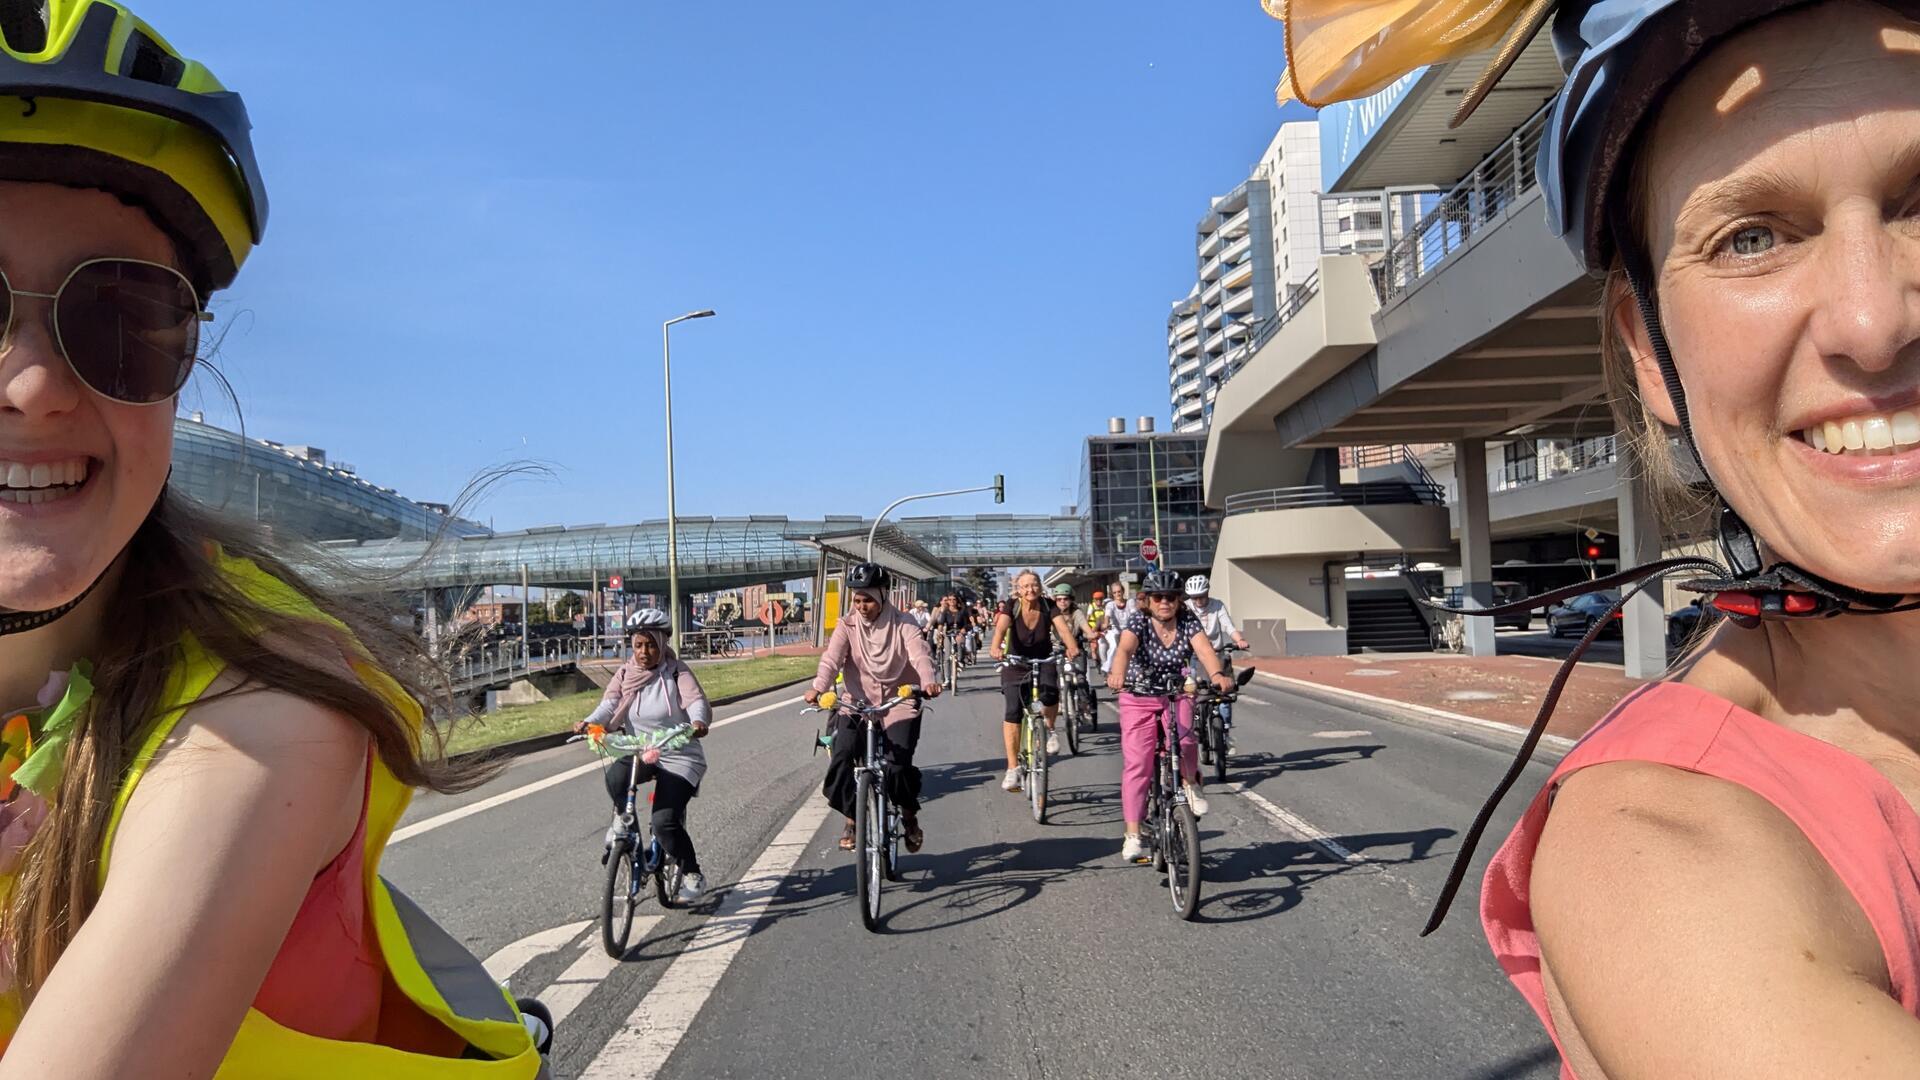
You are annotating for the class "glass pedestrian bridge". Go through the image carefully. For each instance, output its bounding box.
[317,513,1089,593]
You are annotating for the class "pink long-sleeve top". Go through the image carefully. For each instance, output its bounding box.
[811,607,938,727]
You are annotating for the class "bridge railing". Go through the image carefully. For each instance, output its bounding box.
[451,637,581,692]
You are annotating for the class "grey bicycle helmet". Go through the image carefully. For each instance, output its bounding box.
[625,609,671,634]
[845,562,890,590]
[1141,570,1183,596]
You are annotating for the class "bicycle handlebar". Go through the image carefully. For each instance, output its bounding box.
[570,721,696,758]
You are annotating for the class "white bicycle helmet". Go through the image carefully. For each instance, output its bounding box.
[1184,575,1210,597]
[625,609,671,633]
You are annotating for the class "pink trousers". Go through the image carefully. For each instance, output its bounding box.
[1117,692,1197,824]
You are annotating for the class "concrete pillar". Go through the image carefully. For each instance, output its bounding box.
[1619,468,1667,679]
[1454,439,1496,656]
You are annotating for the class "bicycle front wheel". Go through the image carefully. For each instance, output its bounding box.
[1165,801,1203,921]
[1027,716,1049,824]
[854,771,884,931]
[1210,712,1229,784]
[1063,689,1080,756]
[602,839,638,958]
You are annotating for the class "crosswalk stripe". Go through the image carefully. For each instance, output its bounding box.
[578,793,833,1079]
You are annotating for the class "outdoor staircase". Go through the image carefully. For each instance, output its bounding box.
[1346,590,1433,653]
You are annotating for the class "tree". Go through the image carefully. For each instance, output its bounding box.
[552,591,585,622]
[962,567,998,606]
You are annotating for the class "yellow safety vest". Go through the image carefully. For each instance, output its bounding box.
[88,551,547,1079]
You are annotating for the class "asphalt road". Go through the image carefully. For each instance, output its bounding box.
[385,662,1563,1080]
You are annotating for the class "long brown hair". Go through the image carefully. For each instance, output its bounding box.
[7,488,490,1002]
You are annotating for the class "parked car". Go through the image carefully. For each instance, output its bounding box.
[1441,581,1536,630]
[1667,598,1716,648]
[1491,581,1534,631]
[1546,591,1624,639]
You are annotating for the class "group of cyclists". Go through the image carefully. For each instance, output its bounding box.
[585,562,1251,875]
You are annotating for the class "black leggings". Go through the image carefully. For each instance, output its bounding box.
[604,760,700,874]
[1000,664,1060,723]
[824,713,922,818]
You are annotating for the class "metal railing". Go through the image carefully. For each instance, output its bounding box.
[1345,443,1448,493]
[452,637,580,692]
[1223,475,1447,516]
[1371,103,1551,305]
[1491,435,1618,493]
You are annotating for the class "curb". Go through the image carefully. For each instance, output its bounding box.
[448,675,816,766]
[1251,670,1576,762]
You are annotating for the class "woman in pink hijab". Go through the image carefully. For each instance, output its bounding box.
[806,564,942,852]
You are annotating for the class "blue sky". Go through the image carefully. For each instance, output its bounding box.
[163,2,1313,530]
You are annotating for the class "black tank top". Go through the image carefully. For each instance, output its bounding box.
[1002,601,1055,660]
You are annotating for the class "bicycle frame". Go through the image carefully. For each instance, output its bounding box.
[1001,655,1059,823]
[806,691,919,931]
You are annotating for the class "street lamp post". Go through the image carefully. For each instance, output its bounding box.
[663,309,717,642]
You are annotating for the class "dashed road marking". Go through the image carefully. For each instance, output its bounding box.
[393,694,804,845]
[579,793,834,1079]
[543,922,657,1027]
[1225,782,1364,864]
[1310,729,1373,739]
[483,919,593,984]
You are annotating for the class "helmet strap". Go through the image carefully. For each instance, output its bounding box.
[0,563,106,638]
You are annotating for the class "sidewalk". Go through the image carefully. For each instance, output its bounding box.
[1242,652,1646,742]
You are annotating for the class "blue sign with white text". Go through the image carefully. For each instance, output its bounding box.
[1316,67,1426,192]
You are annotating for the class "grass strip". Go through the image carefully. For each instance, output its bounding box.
[442,653,817,757]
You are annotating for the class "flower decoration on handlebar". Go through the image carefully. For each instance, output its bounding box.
[583,722,696,760]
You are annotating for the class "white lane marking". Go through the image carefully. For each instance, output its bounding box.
[579,794,834,1080]
[543,921,655,1027]
[392,694,805,845]
[1310,729,1373,739]
[483,919,594,984]
[1237,694,1276,708]
[1225,782,1364,865]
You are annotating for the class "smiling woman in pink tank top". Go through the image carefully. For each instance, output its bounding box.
[1257,0,1920,1076]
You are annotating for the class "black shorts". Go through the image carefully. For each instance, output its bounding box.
[1001,662,1060,722]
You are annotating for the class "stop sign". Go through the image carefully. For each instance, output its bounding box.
[1140,538,1159,564]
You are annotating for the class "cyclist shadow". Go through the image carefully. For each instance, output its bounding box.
[1191,825,1456,924]
[1032,781,1125,829]
[873,833,1122,934]
[1222,743,1384,786]
[918,756,1010,796]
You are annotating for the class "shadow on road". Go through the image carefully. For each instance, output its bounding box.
[1463,1042,1560,1079]
[1193,824,1456,924]
[1220,743,1384,786]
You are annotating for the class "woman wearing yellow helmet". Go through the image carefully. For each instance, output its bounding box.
[0,2,544,1076]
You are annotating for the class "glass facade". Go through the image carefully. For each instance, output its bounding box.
[171,416,488,542]
[1080,433,1220,575]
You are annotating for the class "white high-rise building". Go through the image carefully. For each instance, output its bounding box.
[1167,121,1328,433]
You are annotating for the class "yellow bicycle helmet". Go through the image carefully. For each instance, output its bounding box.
[0,0,266,296]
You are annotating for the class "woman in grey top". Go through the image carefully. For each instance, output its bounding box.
[575,609,713,902]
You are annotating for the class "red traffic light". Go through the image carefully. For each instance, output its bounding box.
[1584,544,1602,559]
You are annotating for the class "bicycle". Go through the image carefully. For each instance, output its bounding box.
[805,686,924,932]
[1057,650,1092,756]
[938,629,962,689]
[1195,648,1254,783]
[999,655,1060,824]
[573,721,695,958]
[1128,673,1208,920]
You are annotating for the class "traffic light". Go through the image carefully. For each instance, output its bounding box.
[993,474,1005,504]
[1579,532,1617,564]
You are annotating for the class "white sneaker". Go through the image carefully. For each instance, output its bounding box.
[677,871,706,904]
[1183,782,1210,817]
[1045,730,1061,755]
[1120,834,1146,862]
[1002,767,1023,792]
[604,813,633,847]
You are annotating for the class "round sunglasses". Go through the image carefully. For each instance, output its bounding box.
[0,258,206,405]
